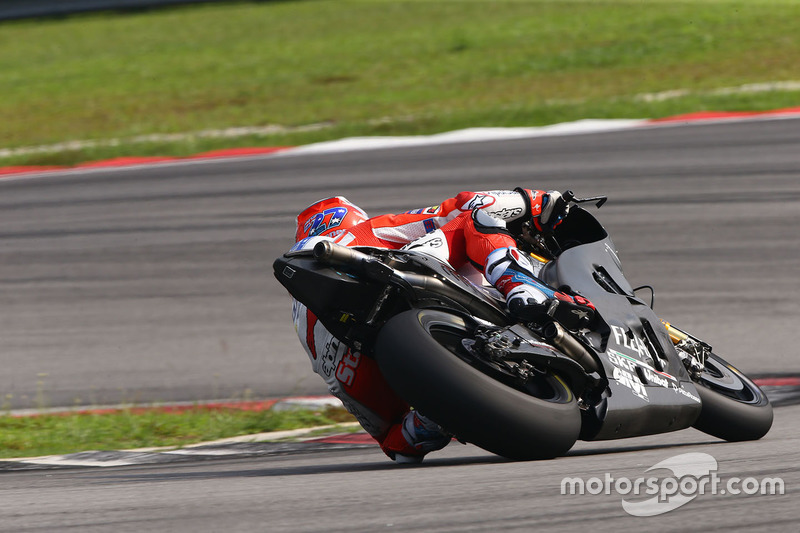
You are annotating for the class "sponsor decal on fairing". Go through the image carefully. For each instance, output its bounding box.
[606,327,701,403]
[611,365,650,402]
[610,325,651,360]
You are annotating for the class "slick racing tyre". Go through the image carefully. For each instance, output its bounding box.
[374,309,581,460]
[692,352,773,441]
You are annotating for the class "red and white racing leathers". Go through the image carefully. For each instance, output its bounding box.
[291,189,567,460]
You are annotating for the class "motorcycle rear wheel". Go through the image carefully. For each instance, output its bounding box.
[691,352,773,441]
[374,309,581,460]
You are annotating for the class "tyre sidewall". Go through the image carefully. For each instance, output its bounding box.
[692,355,774,442]
[375,309,581,460]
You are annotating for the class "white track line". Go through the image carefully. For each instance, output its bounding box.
[1,422,363,468]
[3,111,800,182]
[286,119,645,155]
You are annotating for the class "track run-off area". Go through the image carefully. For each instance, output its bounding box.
[1,115,799,531]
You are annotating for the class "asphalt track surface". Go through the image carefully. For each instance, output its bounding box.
[0,406,796,532]
[2,117,799,409]
[0,118,799,530]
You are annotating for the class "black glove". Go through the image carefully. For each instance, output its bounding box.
[536,190,569,233]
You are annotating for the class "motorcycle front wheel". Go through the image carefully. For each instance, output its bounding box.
[374,309,581,460]
[691,352,773,441]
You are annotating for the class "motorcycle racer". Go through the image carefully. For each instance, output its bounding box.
[290,189,595,462]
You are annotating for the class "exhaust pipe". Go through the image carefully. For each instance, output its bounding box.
[543,322,599,373]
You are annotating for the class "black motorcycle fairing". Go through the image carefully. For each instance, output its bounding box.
[274,252,385,348]
[540,214,704,440]
[274,247,511,354]
[551,205,610,252]
[376,249,511,327]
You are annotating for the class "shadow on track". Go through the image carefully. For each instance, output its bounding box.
[85,453,508,484]
[566,439,720,457]
[85,438,733,485]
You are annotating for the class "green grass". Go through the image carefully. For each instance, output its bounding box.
[0,406,357,459]
[2,0,800,166]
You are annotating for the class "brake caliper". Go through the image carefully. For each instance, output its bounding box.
[662,320,710,379]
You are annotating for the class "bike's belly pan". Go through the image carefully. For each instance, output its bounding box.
[543,237,703,440]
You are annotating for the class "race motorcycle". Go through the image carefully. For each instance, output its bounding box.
[273,192,773,460]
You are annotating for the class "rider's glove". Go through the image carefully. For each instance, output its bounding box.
[537,190,569,233]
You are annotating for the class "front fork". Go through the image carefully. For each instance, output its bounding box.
[661,320,711,379]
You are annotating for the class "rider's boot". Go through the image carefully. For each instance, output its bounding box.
[508,289,596,331]
[485,247,596,331]
[381,410,451,464]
